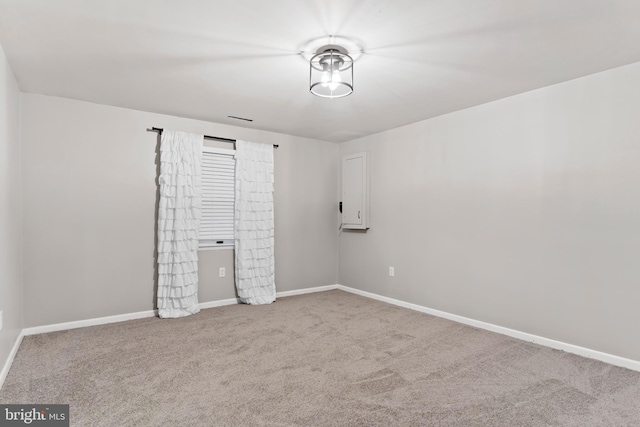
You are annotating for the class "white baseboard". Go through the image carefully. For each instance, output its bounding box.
[336,285,640,372]
[199,298,241,310]
[0,331,24,390]
[23,309,159,336]
[276,284,339,298]
[20,285,338,337]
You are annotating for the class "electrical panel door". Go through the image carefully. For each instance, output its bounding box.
[342,152,369,229]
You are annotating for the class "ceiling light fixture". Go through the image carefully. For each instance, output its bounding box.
[309,44,353,99]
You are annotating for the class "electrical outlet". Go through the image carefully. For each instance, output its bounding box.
[219,267,226,278]
[389,267,395,277]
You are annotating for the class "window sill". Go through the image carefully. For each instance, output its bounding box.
[198,246,234,252]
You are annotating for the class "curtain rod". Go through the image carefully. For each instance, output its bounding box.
[149,127,278,148]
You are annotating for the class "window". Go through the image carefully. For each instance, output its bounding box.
[200,147,235,249]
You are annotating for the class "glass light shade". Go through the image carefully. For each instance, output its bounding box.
[310,46,353,98]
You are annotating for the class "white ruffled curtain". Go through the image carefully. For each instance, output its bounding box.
[234,140,276,304]
[157,130,203,318]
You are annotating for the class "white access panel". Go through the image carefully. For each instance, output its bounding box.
[342,152,369,229]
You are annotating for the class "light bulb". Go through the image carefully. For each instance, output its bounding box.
[328,70,341,91]
[320,70,331,88]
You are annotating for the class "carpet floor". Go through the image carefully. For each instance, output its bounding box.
[1,290,639,426]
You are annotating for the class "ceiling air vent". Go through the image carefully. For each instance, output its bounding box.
[227,116,253,122]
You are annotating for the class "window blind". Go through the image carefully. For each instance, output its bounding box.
[200,147,235,248]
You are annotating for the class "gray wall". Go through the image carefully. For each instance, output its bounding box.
[21,94,339,327]
[339,61,640,361]
[0,44,22,371]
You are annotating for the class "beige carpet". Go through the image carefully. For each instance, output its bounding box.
[1,290,639,426]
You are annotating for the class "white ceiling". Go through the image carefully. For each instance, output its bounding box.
[1,0,640,143]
